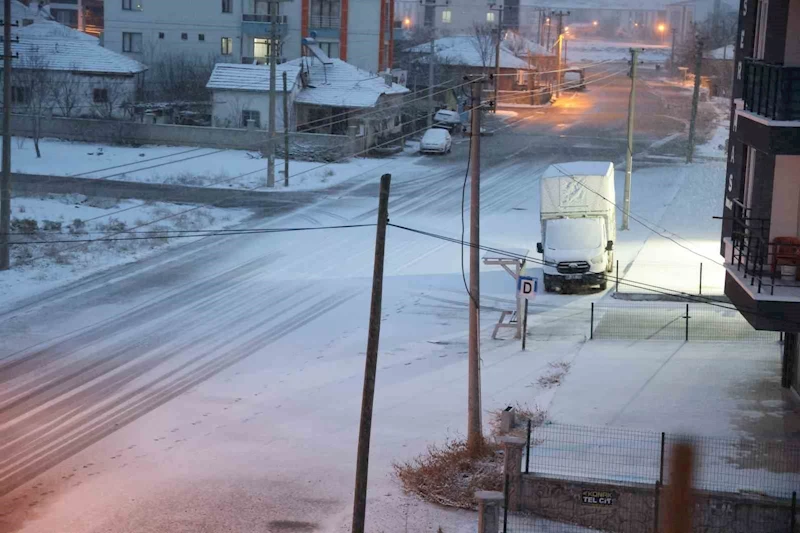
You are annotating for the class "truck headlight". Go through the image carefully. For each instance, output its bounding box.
[591,254,605,265]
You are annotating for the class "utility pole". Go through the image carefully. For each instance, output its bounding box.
[670,28,677,72]
[267,5,278,187]
[1,0,13,271]
[556,35,563,97]
[351,173,391,533]
[687,38,703,163]
[428,36,435,128]
[490,2,504,113]
[77,0,85,32]
[283,70,289,187]
[467,79,483,456]
[622,47,640,231]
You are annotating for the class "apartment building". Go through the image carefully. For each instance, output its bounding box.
[719,0,800,393]
[103,0,391,73]
[394,0,519,37]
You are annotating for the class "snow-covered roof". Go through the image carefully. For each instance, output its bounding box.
[707,44,734,60]
[3,19,146,76]
[16,19,98,43]
[206,63,302,92]
[284,57,409,109]
[521,0,668,11]
[504,32,552,57]
[407,36,530,69]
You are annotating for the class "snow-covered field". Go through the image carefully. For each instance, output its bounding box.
[567,39,670,65]
[0,195,252,304]
[11,137,397,192]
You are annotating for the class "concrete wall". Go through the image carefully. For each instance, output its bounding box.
[517,473,797,533]
[11,114,358,161]
[211,88,297,131]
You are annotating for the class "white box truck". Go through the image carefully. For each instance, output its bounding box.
[536,162,616,292]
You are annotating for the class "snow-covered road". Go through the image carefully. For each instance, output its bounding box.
[0,70,740,533]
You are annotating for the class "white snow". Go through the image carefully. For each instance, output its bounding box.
[10,137,406,191]
[566,39,670,64]
[408,36,531,69]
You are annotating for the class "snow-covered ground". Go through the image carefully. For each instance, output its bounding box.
[0,195,252,304]
[567,39,670,65]
[10,137,398,192]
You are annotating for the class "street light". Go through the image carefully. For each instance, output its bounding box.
[403,17,411,27]
[592,20,598,26]
[657,23,666,44]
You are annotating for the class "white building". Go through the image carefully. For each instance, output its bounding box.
[103,0,393,74]
[207,56,409,146]
[0,20,147,119]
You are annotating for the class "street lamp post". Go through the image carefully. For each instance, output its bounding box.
[657,23,666,45]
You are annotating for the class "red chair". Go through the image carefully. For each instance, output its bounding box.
[771,236,800,280]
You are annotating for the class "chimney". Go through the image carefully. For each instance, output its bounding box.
[382,72,393,87]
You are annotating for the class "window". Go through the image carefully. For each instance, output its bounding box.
[424,4,434,26]
[754,0,768,60]
[242,110,261,128]
[181,32,188,40]
[441,9,451,23]
[221,37,233,55]
[122,32,142,52]
[11,86,29,105]
[93,88,109,103]
[158,32,164,39]
[222,0,233,13]
[309,0,340,28]
[486,11,495,22]
[122,0,141,10]
[198,34,205,41]
[318,41,339,58]
[254,38,281,58]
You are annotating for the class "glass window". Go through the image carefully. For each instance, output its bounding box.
[122,32,142,52]
[93,88,109,103]
[181,32,188,40]
[198,34,205,41]
[11,86,29,104]
[158,32,164,39]
[222,0,233,13]
[122,0,131,9]
[221,37,233,55]
[486,11,496,22]
[319,41,339,58]
[242,110,261,128]
[441,9,451,23]
[254,38,280,58]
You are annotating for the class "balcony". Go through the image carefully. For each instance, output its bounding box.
[742,59,800,121]
[724,200,800,331]
[309,15,340,29]
[242,14,289,37]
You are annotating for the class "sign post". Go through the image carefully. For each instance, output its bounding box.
[518,276,538,350]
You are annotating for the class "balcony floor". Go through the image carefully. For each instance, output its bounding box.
[726,263,800,302]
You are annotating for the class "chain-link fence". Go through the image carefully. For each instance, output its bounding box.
[502,423,800,533]
[590,301,780,342]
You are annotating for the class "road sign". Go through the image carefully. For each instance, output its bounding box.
[518,276,538,301]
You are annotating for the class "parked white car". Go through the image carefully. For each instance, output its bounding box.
[433,109,462,130]
[420,128,452,154]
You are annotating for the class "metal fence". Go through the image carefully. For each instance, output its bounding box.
[590,301,780,343]
[503,423,800,533]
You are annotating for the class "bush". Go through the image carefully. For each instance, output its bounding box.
[11,218,38,234]
[97,218,127,233]
[42,220,62,232]
[69,219,86,235]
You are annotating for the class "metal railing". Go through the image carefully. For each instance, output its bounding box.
[308,14,340,28]
[242,13,288,23]
[742,58,800,121]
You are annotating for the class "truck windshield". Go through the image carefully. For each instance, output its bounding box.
[546,218,602,250]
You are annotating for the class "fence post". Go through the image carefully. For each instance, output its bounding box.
[616,259,620,293]
[699,263,703,295]
[791,491,796,533]
[500,437,526,512]
[685,304,689,342]
[659,432,666,484]
[503,474,509,533]
[653,481,661,533]
[590,302,594,340]
[475,490,505,533]
[525,419,532,474]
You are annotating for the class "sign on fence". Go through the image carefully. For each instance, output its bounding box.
[517,276,538,301]
[581,490,616,506]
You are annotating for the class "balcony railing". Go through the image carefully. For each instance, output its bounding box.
[309,15,340,28]
[742,58,800,121]
[242,14,288,23]
[728,199,800,296]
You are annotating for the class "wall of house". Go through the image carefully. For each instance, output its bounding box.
[346,0,382,71]
[0,71,138,120]
[211,89,295,131]
[768,155,800,241]
[103,0,244,62]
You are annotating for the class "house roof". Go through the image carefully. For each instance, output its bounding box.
[407,36,530,69]
[504,32,553,57]
[6,20,146,75]
[206,63,302,92]
[284,57,410,108]
[707,44,734,59]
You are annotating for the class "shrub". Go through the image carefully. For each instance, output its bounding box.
[11,218,38,234]
[42,220,62,232]
[69,218,86,235]
[97,218,127,233]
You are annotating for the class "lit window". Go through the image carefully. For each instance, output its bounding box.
[441,9,451,23]
[486,12,495,22]
[221,37,233,55]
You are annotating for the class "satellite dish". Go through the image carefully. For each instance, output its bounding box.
[310,30,317,39]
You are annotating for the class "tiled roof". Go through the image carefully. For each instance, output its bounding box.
[407,36,530,69]
[206,63,302,92]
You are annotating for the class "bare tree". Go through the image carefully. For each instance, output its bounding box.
[470,22,497,73]
[13,50,53,158]
[142,46,218,103]
[50,68,84,117]
[220,94,257,129]
[90,77,132,119]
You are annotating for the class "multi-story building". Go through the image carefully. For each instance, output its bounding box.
[103,0,391,73]
[394,0,519,38]
[720,0,800,393]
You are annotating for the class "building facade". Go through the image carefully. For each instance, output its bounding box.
[719,0,800,393]
[103,0,391,73]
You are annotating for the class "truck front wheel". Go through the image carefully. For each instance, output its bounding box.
[544,274,555,293]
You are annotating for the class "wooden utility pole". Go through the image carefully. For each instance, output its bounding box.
[687,38,703,163]
[663,440,695,533]
[428,36,435,128]
[467,79,483,456]
[670,28,677,72]
[1,0,13,271]
[267,5,278,187]
[491,2,504,113]
[351,173,391,533]
[283,70,289,187]
[622,48,639,231]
